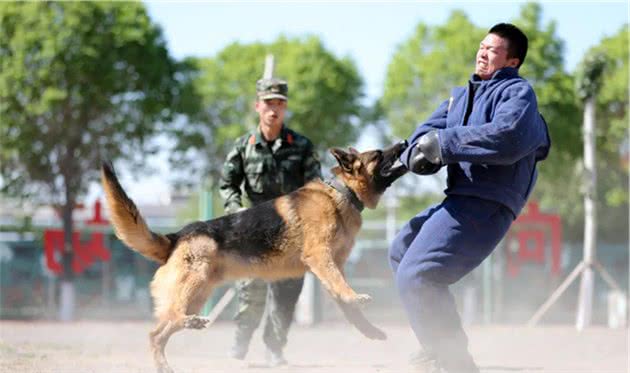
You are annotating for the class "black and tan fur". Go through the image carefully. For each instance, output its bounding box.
[101,141,408,373]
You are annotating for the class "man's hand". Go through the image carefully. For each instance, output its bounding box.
[409,130,443,175]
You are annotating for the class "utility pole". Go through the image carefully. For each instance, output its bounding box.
[576,94,597,329]
[263,54,275,79]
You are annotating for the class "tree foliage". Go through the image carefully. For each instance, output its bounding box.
[0,3,194,247]
[589,26,629,240]
[515,3,582,160]
[510,3,583,234]
[169,36,364,182]
[536,24,629,241]
[0,2,191,199]
[576,52,608,101]
[590,25,629,160]
[381,11,485,140]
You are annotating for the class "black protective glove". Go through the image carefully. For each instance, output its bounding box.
[409,130,443,175]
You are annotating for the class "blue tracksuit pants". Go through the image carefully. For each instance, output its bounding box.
[389,195,513,366]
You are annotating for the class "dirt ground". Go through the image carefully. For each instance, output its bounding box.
[0,320,627,373]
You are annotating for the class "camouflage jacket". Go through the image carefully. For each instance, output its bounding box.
[219,125,322,214]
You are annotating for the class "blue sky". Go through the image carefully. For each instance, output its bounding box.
[145,1,629,101]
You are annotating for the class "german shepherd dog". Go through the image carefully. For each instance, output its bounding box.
[100,141,408,373]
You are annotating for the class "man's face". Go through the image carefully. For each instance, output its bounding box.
[475,33,520,80]
[256,98,287,130]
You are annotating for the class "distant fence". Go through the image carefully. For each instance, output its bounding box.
[0,230,627,324]
[345,228,628,325]
[0,235,158,320]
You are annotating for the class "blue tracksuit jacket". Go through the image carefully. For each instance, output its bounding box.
[400,67,551,217]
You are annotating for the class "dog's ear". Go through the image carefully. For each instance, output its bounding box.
[330,147,356,173]
[349,147,359,155]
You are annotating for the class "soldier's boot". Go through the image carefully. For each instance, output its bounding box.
[265,346,288,367]
[440,354,480,373]
[409,350,443,373]
[231,278,267,360]
[229,342,249,360]
[228,332,253,360]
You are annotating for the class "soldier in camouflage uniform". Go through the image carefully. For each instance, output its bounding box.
[219,78,321,366]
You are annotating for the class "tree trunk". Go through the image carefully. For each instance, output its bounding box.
[58,186,76,321]
[576,96,597,330]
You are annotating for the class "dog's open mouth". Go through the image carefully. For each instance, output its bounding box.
[380,159,406,177]
[379,140,408,177]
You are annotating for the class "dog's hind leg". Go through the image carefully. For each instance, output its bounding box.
[150,281,217,373]
[180,281,220,330]
[149,260,219,373]
[150,319,182,373]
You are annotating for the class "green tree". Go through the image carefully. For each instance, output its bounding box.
[510,5,627,242]
[516,3,582,158]
[0,2,197,318]
[582,26,628,241]
[532,21,628,242]
[169,36,364,183]
[593,25,629,162]
[510,3,584,236]
[381,11,485,140]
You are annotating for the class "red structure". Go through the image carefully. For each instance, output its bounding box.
[505,201,562,277]
[43,200,112,274]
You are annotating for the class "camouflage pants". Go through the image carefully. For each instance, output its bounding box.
[233,276,304,352]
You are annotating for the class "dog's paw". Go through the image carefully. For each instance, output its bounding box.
[355,293,372,304]
[157,364,175,373]
[364,326,387,340]
[343,293,372,305]
[184,316,211,329]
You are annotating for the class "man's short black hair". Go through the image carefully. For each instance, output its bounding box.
[489,23,528,68]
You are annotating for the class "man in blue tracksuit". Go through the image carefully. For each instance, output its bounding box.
[389,23,550,372]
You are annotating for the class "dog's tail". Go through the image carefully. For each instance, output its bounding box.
[100,162,173,264]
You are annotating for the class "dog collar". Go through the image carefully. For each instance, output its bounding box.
[324,178,364,212]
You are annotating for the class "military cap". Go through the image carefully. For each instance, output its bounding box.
[256,78,288,101]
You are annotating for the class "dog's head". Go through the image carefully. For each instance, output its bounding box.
[330,141,408,209]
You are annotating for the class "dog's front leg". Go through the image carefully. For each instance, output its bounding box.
[303,250,386,340]
[303,252,370,305]
[334,299,387,340]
